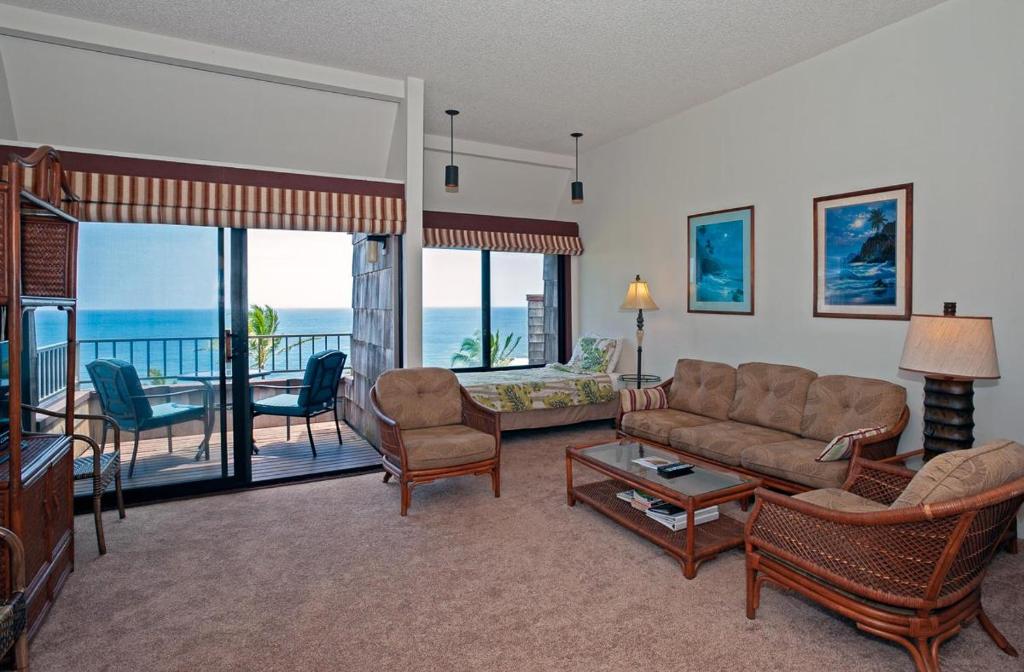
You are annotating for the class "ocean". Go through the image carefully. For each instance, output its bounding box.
[35,306,532,376]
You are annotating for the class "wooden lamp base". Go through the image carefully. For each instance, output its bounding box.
[922,376,975,458]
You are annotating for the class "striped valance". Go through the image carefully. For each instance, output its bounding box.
[3,146,405,234]
[423,211,582,256]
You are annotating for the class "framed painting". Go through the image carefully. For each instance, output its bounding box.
[813,183,913,320]
[687,205,754,315]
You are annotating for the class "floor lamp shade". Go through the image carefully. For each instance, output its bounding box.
[899,311,999,456]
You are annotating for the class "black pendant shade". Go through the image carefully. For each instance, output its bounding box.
[445,109,459,193]
[571,132,583,204]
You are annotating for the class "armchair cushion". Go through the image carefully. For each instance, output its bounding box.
[621,408,716,444]
[400,424,496,470]
[892,439,1024,508]
[667,359,736,420]
[800,375,906,442]
[740,439,848,489]
[375,368,463,430]
[137,402,205,430]
[252,393,305,417]
[728,362,817,434]
[793,487,888,513]
[670,421,794,467]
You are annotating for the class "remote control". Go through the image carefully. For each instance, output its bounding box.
[657,462,694,478]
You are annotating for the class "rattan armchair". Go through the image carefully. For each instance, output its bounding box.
[746,457,1024,672]
[0,527,28,671]
[26,404,126,555]
[370,368,501,516]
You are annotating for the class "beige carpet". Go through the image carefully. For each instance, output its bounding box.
[33,423,1024,672]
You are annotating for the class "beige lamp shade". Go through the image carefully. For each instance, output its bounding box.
[898,314,1000,380]
[620,275,659,311]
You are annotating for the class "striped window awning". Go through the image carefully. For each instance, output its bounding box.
[423,211,582,256]
[3,146,406,234]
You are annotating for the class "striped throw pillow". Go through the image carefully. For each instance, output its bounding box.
[816,426,887,462]
[619,387,669,413]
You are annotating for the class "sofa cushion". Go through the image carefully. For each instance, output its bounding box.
[729,362,817,434]
[740,439,849,489]
[669,421,795,467]
[793,488,888,513]
[892,440,1024,508]
[375,367,463,430]
[619,387,669,414]
[621,408,717,445]
[667,359,737,421]
[400,425,496,470]
[800,375,907,442]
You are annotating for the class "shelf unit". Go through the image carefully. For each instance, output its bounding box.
[1,146,79,638]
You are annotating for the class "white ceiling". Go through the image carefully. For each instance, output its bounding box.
[4,0,945,153]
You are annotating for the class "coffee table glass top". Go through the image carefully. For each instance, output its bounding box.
[575,440,753,498]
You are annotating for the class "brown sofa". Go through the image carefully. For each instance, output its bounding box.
[617,359,909,493]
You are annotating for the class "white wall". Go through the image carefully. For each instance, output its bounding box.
[0,36,399,177]
[576,0,1024,457]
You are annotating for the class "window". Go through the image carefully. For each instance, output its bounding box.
[423,249,564,370]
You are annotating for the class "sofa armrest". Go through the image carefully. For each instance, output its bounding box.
[849,406,909,462]
[841,458,916,505]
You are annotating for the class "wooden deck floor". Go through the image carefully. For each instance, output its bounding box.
[74,420,380,496]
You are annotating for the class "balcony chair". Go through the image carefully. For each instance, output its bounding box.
[86,359,211,477]
[250,350,347,457]
[745,440,1024,672]
[0,527,28,672]
[370,367,501,516]
[26,404,125,555]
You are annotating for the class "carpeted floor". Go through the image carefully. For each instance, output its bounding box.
[32,423,1024,671]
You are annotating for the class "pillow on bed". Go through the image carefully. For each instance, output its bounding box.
[565,335,620,373]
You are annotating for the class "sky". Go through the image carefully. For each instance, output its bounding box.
[824,198,897,258]
[77,223,541,310]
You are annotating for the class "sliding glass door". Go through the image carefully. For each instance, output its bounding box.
[74,222,246,495]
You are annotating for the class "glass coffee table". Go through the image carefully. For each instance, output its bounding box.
[566,439,761,579]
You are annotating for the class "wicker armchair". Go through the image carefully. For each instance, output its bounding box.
[26,405,126,555]
[746,449,1024,672]
[0,527,28,671]
[370,368,500,516]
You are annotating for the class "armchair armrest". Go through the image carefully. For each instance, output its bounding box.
[22,405,121,459]
[0,528,26,593]
[250,383,309,392]
[134,388,204,400]
[368,386,406,467]
[460,387,500,441]
[841,458,916,505]
[849,406,910,462]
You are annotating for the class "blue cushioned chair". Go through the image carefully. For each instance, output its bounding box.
[86,359,211,477]
[250,350,347,457]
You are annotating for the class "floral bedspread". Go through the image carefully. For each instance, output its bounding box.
[456,365,617,413]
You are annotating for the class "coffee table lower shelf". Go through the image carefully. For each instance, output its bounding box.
[571,479,746,579]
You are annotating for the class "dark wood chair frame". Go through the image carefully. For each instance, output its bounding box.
[370,385,501,516]
[0,527,28,671]
[745,457,1023,672]
[25,404,126,555]
[616,378,911,493]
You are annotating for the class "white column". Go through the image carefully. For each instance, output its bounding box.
[402,76,424,367]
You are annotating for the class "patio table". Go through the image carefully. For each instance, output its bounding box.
[177,368,272,460]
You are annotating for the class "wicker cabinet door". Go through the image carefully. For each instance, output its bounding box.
[48,453,72,546]
[21,473,50,586]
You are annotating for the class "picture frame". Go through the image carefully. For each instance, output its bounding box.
[687,205,754,315]
[813,183,913,320]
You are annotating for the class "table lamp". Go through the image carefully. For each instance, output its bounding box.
[620,275,659,389]
[898,302,1000,458]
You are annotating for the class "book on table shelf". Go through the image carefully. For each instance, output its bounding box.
[615,490,719,531]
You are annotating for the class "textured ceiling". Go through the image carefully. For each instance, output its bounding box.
[6,0,945,153]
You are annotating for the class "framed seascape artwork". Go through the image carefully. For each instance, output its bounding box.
[813,183,912,320]
[687,206,754,315]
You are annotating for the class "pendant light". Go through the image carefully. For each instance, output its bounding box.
[570,132,584,203]
[445,109,460,193]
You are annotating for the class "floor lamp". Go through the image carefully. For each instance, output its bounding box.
[620,275,659,389]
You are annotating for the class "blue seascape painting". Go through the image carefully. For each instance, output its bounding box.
[688,207,753,314]
[823,198,898,306]
[695,220,744,302]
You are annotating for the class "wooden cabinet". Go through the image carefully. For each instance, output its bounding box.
[1,146,78,637]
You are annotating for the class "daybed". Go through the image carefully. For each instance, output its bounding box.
[617,359,909,492]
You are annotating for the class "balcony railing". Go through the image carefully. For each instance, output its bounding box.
[35,332,352,402]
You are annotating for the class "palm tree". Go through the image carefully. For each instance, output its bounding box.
[450,330,522,367]
[866,208,887,235]
[248,304,282,371]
